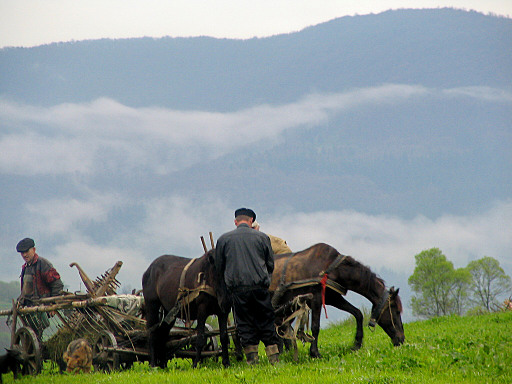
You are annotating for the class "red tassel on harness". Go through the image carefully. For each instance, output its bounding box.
[320,273,328,318]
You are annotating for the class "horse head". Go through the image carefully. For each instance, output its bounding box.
[369,286,405,346]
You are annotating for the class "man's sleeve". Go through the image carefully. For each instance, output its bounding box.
[41,260,64,296]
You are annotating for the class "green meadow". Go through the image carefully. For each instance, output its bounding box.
[3,310,511,384]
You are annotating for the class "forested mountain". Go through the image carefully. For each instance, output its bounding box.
[1,8,510,218]
[1,8,510,110]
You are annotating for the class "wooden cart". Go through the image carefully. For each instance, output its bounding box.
[0,261,227,375]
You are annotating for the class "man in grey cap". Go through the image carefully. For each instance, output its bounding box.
[16,237,64,338]
[215,208,280,365]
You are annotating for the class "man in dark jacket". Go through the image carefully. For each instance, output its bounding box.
[16,237,64,338]
[215,208,279,365]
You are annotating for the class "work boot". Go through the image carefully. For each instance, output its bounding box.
[244,345,259,365]
[265,344,280,365]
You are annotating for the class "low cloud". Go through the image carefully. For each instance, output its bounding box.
[274,201,512,274]
[2,192,510,293]
[442,86,512,102]
[24,191,127,235]
[2,84,510,176]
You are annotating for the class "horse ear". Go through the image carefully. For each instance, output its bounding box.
[390,287,399,297]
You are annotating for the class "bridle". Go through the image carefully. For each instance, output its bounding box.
[368,289,398,332]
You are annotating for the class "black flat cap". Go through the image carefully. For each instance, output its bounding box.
[234,208,256,221]
[16,238,35,253]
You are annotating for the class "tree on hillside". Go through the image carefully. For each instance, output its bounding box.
[408,248,470,318]
[409,248,456,318]
[450,268,472,315]
[467,256,512,311]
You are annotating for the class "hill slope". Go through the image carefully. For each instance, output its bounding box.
[2,311,510,383]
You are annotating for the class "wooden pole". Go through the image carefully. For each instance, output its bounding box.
[200,236,208,253]
[69,262,96,294]
[209,232,215,249]
[10,299,18,347]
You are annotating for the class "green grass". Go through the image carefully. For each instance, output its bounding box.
[3,310,511,383]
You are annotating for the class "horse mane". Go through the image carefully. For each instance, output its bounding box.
[395,293,403,313]
[341,255,403,313]
[341,255,386,295]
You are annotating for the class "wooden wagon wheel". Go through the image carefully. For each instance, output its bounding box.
[92,331,120,372]
[12,327,43,375]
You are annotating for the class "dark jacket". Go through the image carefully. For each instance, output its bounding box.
[215,223,274,291]
[20,254,64,303]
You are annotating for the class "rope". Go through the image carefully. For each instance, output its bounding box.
[320,273,328,318]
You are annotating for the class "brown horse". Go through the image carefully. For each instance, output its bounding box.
[142,250,230,368]
[270,243,405,357]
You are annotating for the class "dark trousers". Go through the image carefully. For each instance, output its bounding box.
[231,287,279,347]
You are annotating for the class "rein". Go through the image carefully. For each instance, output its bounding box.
[319,254,347,318]
[368,289,391,330]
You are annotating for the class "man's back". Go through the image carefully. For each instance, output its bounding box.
[216,223,274,290]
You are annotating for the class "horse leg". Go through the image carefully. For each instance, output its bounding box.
[328,293,364,350]
[145,300,160,367]
[309,291,323,358]
[193,310,208,368]
[218,311,231,367]
[146,302,171,368]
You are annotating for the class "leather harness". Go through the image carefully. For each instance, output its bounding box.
[271,253,348,313]
[158,258,216,329]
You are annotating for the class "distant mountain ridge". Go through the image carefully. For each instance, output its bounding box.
[1,8,511,111]
[0,8,510,219]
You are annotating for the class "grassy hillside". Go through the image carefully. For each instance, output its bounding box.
[2,310,511,383]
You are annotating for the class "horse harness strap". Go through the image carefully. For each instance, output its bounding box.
[369,289,390,329]
[279,252,295,286]
[178,258,196,290]
[279,277,347,296]
[321,253,347,276]
[177,257,215,301]
[276,295,315,344]
[158,258,216,328]
[272,253,348,308]
[318,254,347,318]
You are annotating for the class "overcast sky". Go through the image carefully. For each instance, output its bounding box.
[1,0,511,48]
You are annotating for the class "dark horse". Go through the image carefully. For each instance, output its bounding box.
[270,243,405,357]
[142,250,230,368]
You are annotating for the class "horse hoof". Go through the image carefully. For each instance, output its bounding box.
[351,343,362,351]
